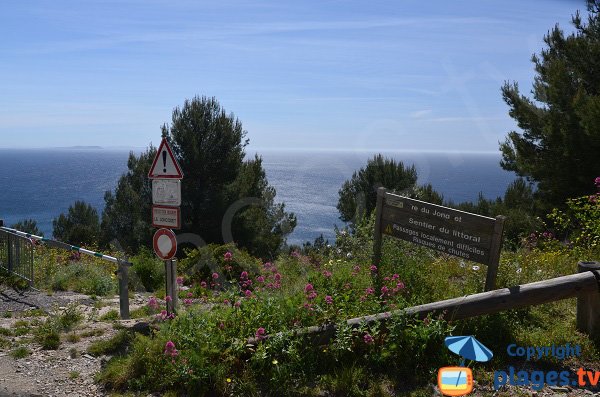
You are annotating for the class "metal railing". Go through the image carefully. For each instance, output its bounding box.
[0,228,34,286]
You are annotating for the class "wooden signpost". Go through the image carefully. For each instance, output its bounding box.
[373,188,505,291]
[148,137,184,315]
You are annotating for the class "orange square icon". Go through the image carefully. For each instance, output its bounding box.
[437,366,473,396]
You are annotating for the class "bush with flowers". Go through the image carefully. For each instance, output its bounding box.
[98,200,600,395]
[546,176,600,254]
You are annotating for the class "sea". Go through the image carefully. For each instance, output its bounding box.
[0,148,516,246]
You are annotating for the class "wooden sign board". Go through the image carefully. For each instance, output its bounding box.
[373,189,505,291]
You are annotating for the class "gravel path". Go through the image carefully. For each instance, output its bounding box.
[0,286,149,397]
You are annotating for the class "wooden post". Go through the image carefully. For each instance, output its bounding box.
[577,261,600,340]
[117,261,130,320]
[372,187,386,269]
[484,215,506,292]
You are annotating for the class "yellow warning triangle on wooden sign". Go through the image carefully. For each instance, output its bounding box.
[148,138,184,179]
[385,224,392,234]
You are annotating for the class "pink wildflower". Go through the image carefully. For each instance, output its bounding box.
[255,327,266,340]
[380,286,389,296]
[224,251,233,261]
[363,334,374,345]
[234,300,241,308]
[200,281,207,288]
[304,283,314,293]
[322,270,332,278]
[325,295,333,305]
[307,291,317,301]
[257,275,265,283]
[240,271,248,280]
[370,265,377,273]
[212,272,219,280]
[244,289,252,297]
[595,176,600,186]
[164,341,178,357]
[274,273,282,281]
[183,298,193,306]
[176,276,184,286]
[148,297,159,310]
[165,295,172,303]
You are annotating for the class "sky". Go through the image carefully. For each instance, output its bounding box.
[0,0,586,152]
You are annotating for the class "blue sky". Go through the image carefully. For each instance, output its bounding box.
[0,0,585,152]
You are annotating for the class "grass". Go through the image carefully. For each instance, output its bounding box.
[34,304,83,350]
[69,371,80,379]
[87,330,133,356]
[100,310,119,321]
[0,327,12,336]
[0,336,11,349]
[66,332,81,343]
[81,328,105,338]
[19,308,46,318]
[10,346,31,359]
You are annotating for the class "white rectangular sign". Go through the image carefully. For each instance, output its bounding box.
[152,205,181,229]
[152,179,181,206]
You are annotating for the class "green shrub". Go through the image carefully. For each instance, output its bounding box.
[130,248,164,292]
[179,243,261,286]
[35,322,60,350]
[50,262,116,296]
[87,330,132,356]
[10,346,31,359]
[100,310,119,321]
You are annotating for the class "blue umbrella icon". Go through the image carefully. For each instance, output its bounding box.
[445,335,493,366]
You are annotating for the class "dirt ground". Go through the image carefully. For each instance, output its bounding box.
[0,287,150,397]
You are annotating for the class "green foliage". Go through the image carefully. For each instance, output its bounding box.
[130,248,164,292]
[337,154,418,224]
[35,322,61,350]
[499,1,600,212]
[100,148,155,251]
[34,304,83,350]
[97,226,600,395]
[50,262,116,296]
[179,242,261,285]
[10,219,42,236]
[101,96,296,257]
[546,179,600,252]
[52,200,101,245]
[10,346,31,359]
[100,310,119,321]
[87,330,133,356]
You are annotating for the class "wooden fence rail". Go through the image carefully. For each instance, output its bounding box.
[248,261,600,346]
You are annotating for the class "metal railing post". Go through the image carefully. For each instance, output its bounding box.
[118,260,130,320]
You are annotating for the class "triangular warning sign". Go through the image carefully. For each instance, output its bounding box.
[148,138,184,179]
[385,224,392,234]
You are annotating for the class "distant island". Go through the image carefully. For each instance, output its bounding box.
[56,146,104,150]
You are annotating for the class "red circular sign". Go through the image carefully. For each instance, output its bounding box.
[153,228,177,260]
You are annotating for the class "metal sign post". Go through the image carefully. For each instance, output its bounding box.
[149,137,183,316]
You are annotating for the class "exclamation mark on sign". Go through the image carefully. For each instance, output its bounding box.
[162,151,167,173]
